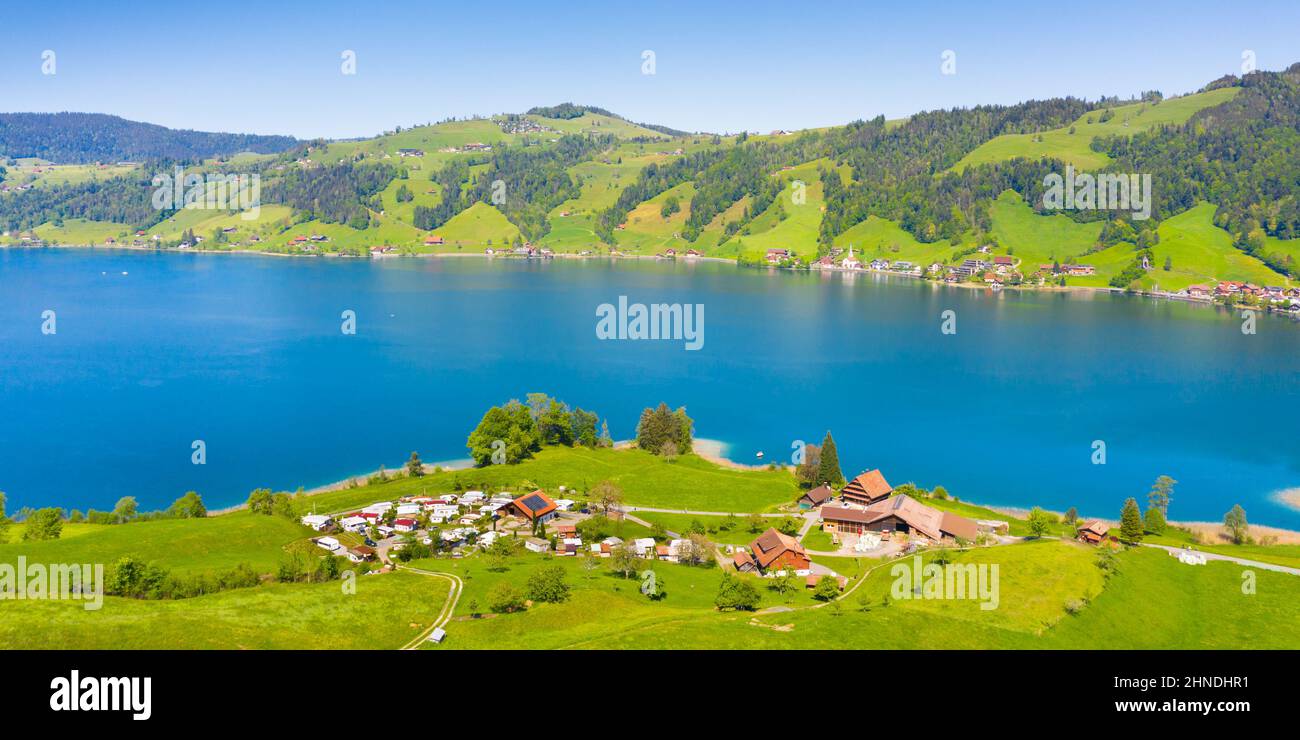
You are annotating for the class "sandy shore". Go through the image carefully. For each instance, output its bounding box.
[692,438,781,471]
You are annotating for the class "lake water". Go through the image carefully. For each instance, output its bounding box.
[3,248,1299,528]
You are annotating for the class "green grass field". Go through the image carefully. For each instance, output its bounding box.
[955,88,1240,172]
[295,446,799,516]
[3,439,1298,650]
[0,571,450,649]
[0,511,313,575]
[631,511,777,546]
[1140,204,1289,291]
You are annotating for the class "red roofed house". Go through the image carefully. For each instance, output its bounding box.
[746,528,810,574]
[393,518,418,533]
[840,469,894,507]
[509,490,558,525]
[424,235,445,245]
[820,495,978,544]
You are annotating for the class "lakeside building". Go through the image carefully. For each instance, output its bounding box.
[821,495,978,544]
[840,469,894,507]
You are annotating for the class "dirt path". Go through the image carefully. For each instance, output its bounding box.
[397,568,465,650]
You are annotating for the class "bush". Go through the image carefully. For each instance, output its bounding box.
[525,564,570,603]
[488,582,526,613]
[714,573,760,611]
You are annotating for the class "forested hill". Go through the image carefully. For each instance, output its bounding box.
[5,67,1300,296]
[0,113,299,163]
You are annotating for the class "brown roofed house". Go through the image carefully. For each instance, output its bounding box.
[510,490,558,524]
[840,469,893,506]
[798,484,835,510]
[732,550,757,573]
[821,494,977,544]
[1077,520,1110,544]
[748,528,809,573]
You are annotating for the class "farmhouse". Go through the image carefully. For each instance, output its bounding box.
[821,495,978,544]
[424,235,445,245]
[746,528,810,574]
[798,484,835,510]
[397,148,425,157]
[840,469,893,506]
[1077,520,1110,544]
[510,491,559,525]
[766,248,791,264]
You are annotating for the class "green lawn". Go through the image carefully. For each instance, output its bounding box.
[296,446,800,516]
[0,571,450,649]
[800,527,836,551]
[632,511,774,546]
[0,511,313,575]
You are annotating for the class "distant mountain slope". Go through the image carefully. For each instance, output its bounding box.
[0,113,299,164]
[526,103,693,137]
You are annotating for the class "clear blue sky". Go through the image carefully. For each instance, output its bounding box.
[3,0,1298,139]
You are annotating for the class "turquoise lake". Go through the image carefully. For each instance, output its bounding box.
[2,248,1298,528]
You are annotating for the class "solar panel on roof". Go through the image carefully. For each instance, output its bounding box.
[522,494,547,511]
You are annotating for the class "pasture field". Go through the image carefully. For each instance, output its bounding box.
[0,571,450,649]
[955,87,1240,171]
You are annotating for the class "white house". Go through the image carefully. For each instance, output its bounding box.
[339,515,369,533]
[427,627,447,644]
[632,538,657,558]
[393,518,419,533]
[524,537,551,553]
[396,503,422,516]
[460,491,486,504]
[300,514,334,531]
[362,502,393,516]
[554,499,576,512]
[315,537,341,552]
[479,531,502,548]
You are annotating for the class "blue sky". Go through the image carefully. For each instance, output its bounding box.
[3,0,1299,139]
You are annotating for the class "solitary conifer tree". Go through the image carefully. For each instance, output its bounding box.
[1119,497,1144,543]
[818,431,845,487]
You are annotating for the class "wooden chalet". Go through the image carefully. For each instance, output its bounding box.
[840,469,893,506]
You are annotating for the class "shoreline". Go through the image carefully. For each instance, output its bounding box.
[81,437,1300,540]
[7,243,1293,315]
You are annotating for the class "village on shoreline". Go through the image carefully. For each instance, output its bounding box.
[7,240,1300,319]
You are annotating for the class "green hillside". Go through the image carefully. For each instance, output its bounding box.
[955,87,1240,171]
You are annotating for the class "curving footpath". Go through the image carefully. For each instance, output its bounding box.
[397,567,465,650]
